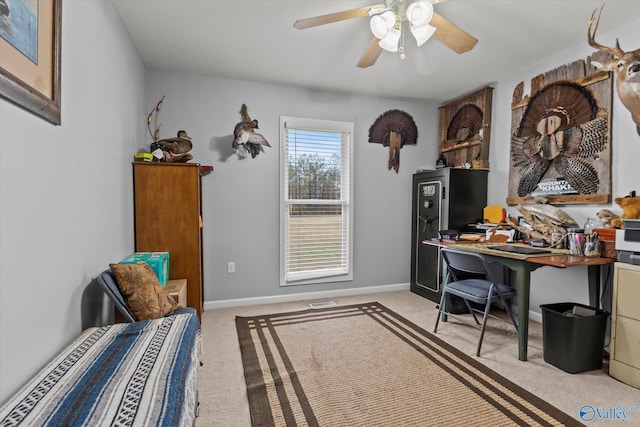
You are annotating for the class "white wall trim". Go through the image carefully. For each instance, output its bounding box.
[204,283,410,310]
[204,282,544,325]
[529,310,542,324]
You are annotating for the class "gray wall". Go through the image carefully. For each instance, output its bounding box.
[145,69,439,302]
[0,1,146,403]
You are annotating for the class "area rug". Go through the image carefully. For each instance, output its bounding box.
[236,302,580,426]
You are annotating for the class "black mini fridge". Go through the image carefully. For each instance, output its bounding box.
[410,168,488,302]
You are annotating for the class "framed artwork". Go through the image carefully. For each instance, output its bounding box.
[0,0,62,125]
[507,52,613,205]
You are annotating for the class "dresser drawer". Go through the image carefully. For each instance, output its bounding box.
[616,269,640,319]
[612,316,640,368]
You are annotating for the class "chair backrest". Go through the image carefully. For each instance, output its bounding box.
[96,269,136,322]
[441,248,497,283]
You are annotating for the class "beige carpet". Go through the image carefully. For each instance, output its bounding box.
[236,302,580,426]
[196,290,640,426]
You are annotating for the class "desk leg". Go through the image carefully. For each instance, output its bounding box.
[587,265,601,309]
[512,261,532,361]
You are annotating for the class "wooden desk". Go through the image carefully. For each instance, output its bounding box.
[423,240,615,361]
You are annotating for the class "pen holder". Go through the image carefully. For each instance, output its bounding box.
[567,229,585,255]
[584,234,601,257]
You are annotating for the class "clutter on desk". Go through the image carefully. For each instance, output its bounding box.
[483,205,506,224]
[437,229,459,241]
[505,203,578,248]
[474,201,615,252]
[486,228,516,243]
[594,227,617,259]
[567,228,601,257]
[529,238,547,247]
[584,233,601,257]
[474,222,498,230]
[566,229,584,255]
[469,205,515,243]
[459,233,484,242]
[583,217,604,234]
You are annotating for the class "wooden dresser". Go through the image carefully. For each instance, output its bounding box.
[133,162,210,319]
[610,262,640,389]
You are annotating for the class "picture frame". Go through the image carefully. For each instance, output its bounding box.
[0,0,62,125]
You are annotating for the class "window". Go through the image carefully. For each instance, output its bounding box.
[280,117,354,286]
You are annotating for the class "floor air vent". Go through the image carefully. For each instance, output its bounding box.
[308,301,337,309]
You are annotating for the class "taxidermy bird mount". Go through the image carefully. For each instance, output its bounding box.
[232,104,271,158]
[146,95,193,162]
[510,81,608,196]
[369,109,418,172]
[157,130,193,162]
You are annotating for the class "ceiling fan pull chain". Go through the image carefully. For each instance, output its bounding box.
[400,20,406,59]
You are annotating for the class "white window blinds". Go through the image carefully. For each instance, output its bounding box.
[280,117,354,285]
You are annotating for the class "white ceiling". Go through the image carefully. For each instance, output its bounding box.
[112,0,640,103]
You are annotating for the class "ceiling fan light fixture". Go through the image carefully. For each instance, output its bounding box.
[410,23,436,46]
[370,15,388,39]
[295,1,478,68]
[406,1,434,27]
[370,10,397,39]
[378,26,401,52]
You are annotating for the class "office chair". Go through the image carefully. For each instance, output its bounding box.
[433,248,518,356]
[96,269,195,322]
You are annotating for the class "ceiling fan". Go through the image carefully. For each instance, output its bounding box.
[294,0,477,68]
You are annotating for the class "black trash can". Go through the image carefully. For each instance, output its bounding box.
[540,302,608,374]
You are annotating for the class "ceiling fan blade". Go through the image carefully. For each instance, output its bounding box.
[294,4,385,30]
[430,12,478,54]
[357,37,383,68]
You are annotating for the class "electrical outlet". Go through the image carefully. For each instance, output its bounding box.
[227,261,236,274]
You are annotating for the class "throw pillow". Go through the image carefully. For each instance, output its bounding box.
[109,263,177,321]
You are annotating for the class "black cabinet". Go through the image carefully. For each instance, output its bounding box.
[410,168,488,302]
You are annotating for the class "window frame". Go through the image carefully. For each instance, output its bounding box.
[279,116,354,286]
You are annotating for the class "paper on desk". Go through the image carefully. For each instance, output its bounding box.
[486,229,516,243]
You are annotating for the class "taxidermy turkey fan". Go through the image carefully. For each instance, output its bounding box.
[369,109,418,172]
[294,0,477,68]
[447,104,483,142]
[511,81,607,196]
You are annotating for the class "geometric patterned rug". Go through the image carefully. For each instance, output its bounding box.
[236,302,581,426]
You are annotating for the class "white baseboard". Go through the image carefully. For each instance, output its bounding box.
[203,283,544,324]
[203,283,410,310]
[529,310,542,324]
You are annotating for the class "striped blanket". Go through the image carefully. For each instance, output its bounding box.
[0,314,200,427]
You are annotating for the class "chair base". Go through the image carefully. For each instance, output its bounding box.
[434,297,518,357]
